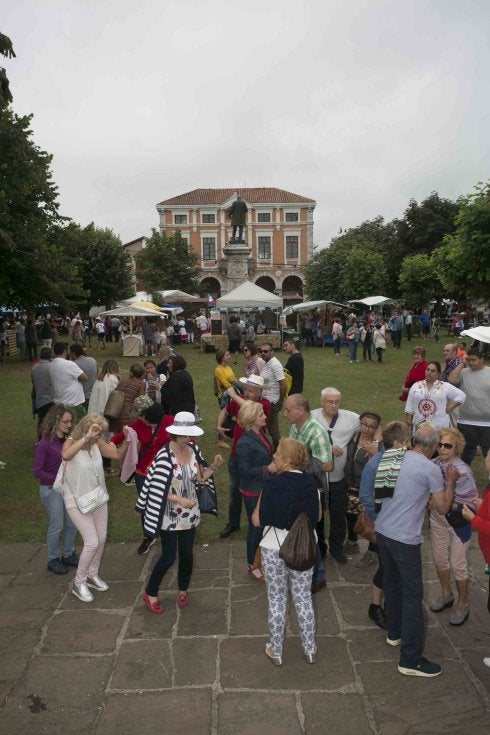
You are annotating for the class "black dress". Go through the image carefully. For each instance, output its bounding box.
[161,370,195,416]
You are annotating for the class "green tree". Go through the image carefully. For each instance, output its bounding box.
[304,242,346,302]
[395,192,459,257]
[0,107,75,309]
[340,247,388,301]
[398,253,443,308]
[434,181,490,300]
[58,222,133,309]
[0,31,15,108]
[136,229,200,296]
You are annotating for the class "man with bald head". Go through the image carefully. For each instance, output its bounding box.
[442,343,461,382]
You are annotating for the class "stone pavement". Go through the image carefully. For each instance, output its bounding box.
[0,538,489,735]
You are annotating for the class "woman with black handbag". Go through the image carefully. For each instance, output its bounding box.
[137,412,223,613]
[252,438,320,667]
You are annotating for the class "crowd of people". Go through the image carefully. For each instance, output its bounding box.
[28,312,490,679]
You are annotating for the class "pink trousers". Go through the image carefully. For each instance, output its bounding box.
[67,503,108,585]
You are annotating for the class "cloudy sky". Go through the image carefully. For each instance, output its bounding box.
[3,0,489,247]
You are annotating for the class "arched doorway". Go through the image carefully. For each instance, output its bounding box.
[282,275,303,299]
[199,277,221,299]
[255,275,276,293]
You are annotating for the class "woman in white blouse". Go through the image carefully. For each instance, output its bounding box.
[405,361,466,434]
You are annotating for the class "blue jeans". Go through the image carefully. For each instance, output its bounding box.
[242,494,263,566]
[227,456,242,528]
[39,485,78,561]
[312,543,326,585]
[333,337,341,354]
[348,340,358,361]
[146,527,195,595]
[376,532,424,667]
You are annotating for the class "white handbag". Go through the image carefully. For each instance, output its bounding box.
[74,484,109,514]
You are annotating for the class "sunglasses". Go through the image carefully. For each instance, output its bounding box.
[260,350,271,354]
[438,442,454,449]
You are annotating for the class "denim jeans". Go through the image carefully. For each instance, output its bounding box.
[242,494,263,566]
[146,527,196,595]
[39,485,78,561]
[333,337,341,355]
[348,340,358,361]
[311,543,326,585]
[376,531,425,667]
[227,456,242,529]
[328,478,347,556]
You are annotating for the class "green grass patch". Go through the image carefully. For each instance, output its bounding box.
[0,338,487,544]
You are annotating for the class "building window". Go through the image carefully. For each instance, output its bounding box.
[174,214,187,224]
[202,237,216,261]
[258,236,271,260]
[257,212,271,223]
[286,236,299,259]
[285,211,299,222]
[202,213,215,223]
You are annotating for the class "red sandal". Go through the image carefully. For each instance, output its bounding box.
[143,592,164,614]
[177,592,189,608]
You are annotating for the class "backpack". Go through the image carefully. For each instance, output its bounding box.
[279,512,316,571]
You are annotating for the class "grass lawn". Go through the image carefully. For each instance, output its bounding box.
[1,337,487,545]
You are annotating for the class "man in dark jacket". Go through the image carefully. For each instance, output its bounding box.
[228,195,248,242]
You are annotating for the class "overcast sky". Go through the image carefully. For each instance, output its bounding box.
[3,0,489,248]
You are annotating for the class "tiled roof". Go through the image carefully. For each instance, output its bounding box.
[123,236,148,247]
[157,188,315,206]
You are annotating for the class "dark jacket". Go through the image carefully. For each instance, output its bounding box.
[228,199,248,225]
[161,369,195,416]
[259,471,318,530]
[235,429,273,496]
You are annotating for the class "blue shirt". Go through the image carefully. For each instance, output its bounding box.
[359,452,382,520]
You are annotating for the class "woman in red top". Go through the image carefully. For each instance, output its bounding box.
[463,448,490,668]
[399,346,428,402]
[112,403,173,555]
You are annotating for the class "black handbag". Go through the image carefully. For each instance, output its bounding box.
[279,512,316,571]
[196,480,218,517]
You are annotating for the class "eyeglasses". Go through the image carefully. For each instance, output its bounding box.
[361,422,377,430]
[260,350,271,354]
[324,399,340,405]
[438,442,454,449]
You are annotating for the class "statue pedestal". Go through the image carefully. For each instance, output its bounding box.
[222,242,252,292]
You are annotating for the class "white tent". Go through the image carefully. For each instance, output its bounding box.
[460,326,490,345]
[282,300,347,316]
[348,296,395,307]
[156,289,199,302]
[216,282,283,308]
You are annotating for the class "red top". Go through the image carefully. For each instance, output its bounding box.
[399,360,428,402]
[471,485,490,563]
[226,397,271,456]
[111,416,174,476]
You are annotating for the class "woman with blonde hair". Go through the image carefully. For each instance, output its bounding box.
[235,400,275,578]
[88,359,120,475]
[429,427,479,625]
[60,413,128,602]
[252,437,320,666]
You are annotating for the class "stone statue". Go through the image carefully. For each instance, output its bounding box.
[228,195,248,243]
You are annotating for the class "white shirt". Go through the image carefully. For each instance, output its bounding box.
[261,356,285,404]
[49,357,85,406]
[310,408,360,481]
[406,380,466,432]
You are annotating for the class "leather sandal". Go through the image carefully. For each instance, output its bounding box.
[143,592,164,614]
[177,592,189,608]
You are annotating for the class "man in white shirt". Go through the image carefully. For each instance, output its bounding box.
[311,387,360,564]
[449,348,490,465]
[49,341,87,418]
[260,342,286,449]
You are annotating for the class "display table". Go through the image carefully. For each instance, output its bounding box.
[122,334,143,356]
[200,332,281,353]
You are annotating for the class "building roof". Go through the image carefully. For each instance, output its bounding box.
[157,188,315,206]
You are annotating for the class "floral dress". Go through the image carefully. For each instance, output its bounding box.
[162,449,201,531]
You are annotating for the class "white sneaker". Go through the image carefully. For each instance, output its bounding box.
[72,583,94,602]
[483,657,490,668]
[386,637,401,646]
[87,575,109,591]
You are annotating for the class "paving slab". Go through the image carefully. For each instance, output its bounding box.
[96,689,213,735]
[0,539,489,734]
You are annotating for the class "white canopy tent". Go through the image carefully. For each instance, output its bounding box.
[156,289,199,303]
[216,282,283,309]
[460,326,490,345]
[347,296,395,308]
[282,299,348,316]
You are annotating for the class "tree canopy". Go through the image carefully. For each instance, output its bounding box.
[136,229,200,297]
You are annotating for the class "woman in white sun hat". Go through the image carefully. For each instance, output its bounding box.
[137,411,223,613]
